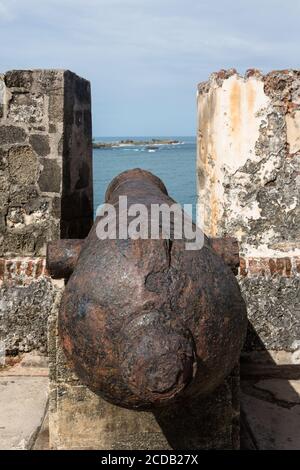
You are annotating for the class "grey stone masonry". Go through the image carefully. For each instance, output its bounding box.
[197,69,300,352]
[0,70,93,354]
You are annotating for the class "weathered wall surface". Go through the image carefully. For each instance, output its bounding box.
[197,69,300,352]
[0,70,93,354]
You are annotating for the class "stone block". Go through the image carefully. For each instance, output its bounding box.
[38,158,61,193]
[29,134,50,157]
[48,305,240,450]
[8,93,44,127]
[0,126,26,145]
[48,93,64,124]
[7,145,39,185]
[5,70,33,90]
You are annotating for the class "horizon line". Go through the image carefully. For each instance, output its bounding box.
[92,134,196,138]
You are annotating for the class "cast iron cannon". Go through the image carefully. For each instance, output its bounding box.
[47,169,247,410]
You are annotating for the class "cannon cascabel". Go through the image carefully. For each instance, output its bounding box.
[48,169,247,410]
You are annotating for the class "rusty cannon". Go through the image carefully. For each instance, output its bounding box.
[47,169,247,410]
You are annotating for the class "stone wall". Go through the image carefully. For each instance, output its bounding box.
[197,69,300,352]
[0,70,93,355]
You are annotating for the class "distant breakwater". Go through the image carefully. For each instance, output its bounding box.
[92,138,182,149]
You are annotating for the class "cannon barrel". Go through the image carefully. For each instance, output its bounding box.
[47,168,247,410]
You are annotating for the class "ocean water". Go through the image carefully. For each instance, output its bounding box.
[93,136,197,220]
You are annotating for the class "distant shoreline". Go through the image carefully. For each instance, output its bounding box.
[92,138,182,149]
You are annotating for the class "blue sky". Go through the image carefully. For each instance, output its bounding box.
[0,0,299,136]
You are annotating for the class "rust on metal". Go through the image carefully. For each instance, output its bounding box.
[46,239,84,279]
[47,168,247,410]
[209,237,240,274]
[48,237,240,278]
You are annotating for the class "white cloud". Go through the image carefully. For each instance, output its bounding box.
[0,1,14,21]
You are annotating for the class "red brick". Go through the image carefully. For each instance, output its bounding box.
[16,261,22,275]
[269,258,276,276]
[239,257,247,276]
[284,257,292,277]
[244,256,298,278]
[25,261,33,277]
[35,259,44,278]
[0,259,5,280]
[276,258,284,276]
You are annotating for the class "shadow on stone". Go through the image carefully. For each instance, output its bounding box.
[240,323,300,450]
[153,371,239,450]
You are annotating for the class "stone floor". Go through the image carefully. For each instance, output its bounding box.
[0,352,49,450]
[241,379,300,449]
[0,351,299,450]
[240,351,300,450]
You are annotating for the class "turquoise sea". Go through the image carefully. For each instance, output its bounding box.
[93,136,197,220]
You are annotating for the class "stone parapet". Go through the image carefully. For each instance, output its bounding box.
[0,70,93,354]
[197,69,300,352]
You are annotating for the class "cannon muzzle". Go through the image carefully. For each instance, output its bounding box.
[47,169,247,410]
